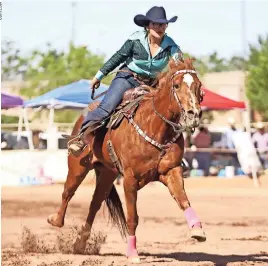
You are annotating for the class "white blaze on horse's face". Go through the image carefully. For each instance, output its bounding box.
[179,72,201,128]
[183,73,197,107]
[183,73,194,88]
[171,69,201,128]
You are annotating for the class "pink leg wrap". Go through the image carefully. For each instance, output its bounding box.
[126,235,138,257]
[184,207,202,228]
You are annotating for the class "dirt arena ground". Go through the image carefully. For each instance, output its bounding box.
[2,175,268,266]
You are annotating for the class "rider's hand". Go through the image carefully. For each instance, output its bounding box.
[91,77,100,90]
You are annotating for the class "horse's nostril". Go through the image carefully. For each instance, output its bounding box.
[187,110,195,116]
[187,110,202,119]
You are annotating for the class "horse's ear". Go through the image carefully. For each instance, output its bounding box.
[184,57,196,69]
[190,57,196,63]
[184,57,195,65]
[169,58,178,70]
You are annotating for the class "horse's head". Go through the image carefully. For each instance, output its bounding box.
[159,58,203,129]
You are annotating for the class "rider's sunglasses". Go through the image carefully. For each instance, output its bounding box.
[151,23,168,29]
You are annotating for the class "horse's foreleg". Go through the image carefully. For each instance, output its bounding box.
[159,166,206,242]
[47,152,93,227]
[73,166,115,254]
[123,168,140,263]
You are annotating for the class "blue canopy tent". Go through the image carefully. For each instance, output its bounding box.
[19,79,109,150]
[24,79,108,109]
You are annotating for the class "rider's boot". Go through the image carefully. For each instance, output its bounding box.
[68,121,103,157]
[68,134,88,157]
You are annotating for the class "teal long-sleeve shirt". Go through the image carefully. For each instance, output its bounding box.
[95,30,183,81]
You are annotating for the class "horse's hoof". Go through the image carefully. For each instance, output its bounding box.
[73,238,87,254]
[127,256,140,264]
[127,248,140,264]
[191,227,206,242]
[47,214,64,228]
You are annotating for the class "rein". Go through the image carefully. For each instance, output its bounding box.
[124,69,198,157]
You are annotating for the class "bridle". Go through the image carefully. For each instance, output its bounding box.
[152,69,198,134]
[126,68,200,158]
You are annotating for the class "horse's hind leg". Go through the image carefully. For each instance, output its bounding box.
[159,166,206,242]
[73,166,116,254]
[47,151,93,227]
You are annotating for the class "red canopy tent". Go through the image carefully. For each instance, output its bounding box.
[201,87,245,109]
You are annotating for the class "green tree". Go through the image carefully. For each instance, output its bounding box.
[21,42,107,97]
[1,114,19,124]
[227,55,247,71]
[182,52,209,76]
[193,57,209,75]
[185,51,246,75]
[1,40,28,80]
[246,35,268,119]
[207,51,229,72]
[20,42,110,122]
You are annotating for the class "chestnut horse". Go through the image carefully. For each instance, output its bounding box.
[48,59,205,263]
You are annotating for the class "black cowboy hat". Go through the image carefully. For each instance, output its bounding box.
[134,6,177,27]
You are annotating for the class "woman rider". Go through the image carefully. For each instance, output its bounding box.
[69,6,183,156]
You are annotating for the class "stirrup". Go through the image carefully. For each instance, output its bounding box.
[68,144,88,157]
[67,138,88,156]
[66,133,84,150]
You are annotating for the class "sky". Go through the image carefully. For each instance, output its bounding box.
[2,0,268,60]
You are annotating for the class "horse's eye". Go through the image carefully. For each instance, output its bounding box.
[174,84,180,89]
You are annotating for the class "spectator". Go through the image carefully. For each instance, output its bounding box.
[32,130,46,150]
[220,117,242,169]
[221,117,240,149]
[192,126,212,176]
[193,126,212,148]
[252,122,268,169]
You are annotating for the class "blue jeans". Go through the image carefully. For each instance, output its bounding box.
[82,67,140,127]
[195,152,212,176]
[259,152,268,169]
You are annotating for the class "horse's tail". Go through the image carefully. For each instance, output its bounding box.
[105,184,128,239]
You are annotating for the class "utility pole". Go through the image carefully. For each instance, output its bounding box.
[241,0,247,58]
[241,0,251,132]
[71,1,77,44]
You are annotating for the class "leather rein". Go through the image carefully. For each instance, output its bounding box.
[124,69,198,156]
